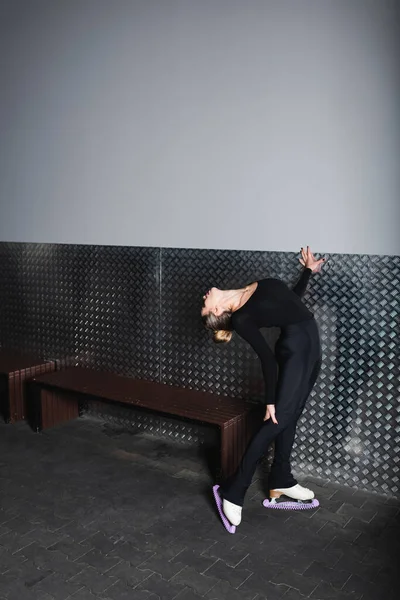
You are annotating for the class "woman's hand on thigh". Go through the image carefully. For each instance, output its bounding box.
[264,404,278,424]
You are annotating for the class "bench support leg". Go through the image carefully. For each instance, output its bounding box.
[41,390,80,430]
[220,407,262,482]
[27,385,80,431]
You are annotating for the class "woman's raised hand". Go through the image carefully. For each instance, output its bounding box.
[300,246,326,273]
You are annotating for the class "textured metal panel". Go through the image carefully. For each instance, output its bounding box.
[74,245,160,379]
[0,242,398,495]
[0,243,160,379]
[0,244,87,367]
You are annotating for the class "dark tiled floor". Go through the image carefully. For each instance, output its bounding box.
[0,417,399,600]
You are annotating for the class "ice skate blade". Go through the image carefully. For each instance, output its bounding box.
[212,485,236,534]
[263,497,319,510]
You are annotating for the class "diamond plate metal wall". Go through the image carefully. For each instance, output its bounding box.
[0,243,160,379]
[73,245,160,379]
[0,242,398,495]
[0,243,87,367]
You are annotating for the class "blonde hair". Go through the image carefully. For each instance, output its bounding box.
[213,329,233,344]
[202,310,233,344]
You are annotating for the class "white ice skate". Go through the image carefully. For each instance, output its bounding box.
[263,483,319,511]
[212,485,242,534]
[222,499,242,526]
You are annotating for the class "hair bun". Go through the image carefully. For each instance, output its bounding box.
[213,330,233,344]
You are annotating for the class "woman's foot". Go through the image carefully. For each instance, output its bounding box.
[222,499,242,526]
[270,483,314,501]
[212,485,238,534]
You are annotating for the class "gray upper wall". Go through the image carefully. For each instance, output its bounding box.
[0,0,399,255]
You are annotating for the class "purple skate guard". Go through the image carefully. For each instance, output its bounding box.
[263,496,319,511]
[212,485,236,534]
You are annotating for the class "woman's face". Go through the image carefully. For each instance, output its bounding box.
[201,287,223,317]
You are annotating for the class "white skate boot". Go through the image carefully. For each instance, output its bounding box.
[263,483,319,511]
[271,484,315,501]
[222,499,242,526]
[212,485,241,534]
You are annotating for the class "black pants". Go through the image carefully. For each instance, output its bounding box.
[221,317,322,506]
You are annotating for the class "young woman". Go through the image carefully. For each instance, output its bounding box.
[201,247,326,531]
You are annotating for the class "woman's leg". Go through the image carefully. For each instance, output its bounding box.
[268,421,298,490]
[268,355,322,490]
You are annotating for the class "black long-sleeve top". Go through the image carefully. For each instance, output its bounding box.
[231,268,313,405]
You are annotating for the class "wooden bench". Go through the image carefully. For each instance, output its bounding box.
[0,350,56,423]
[26,367,261,480]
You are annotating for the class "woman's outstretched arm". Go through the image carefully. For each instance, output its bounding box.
[292,267,312,297]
